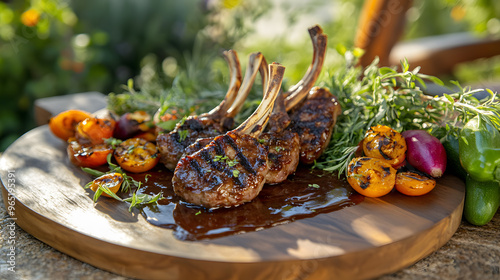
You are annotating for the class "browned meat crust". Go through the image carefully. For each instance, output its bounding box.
[156,117,223,170]
[172,132,269,209]
[259,129,300,184]
[289,87,341,164]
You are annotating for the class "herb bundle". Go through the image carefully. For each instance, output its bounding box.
[314,51,500,176]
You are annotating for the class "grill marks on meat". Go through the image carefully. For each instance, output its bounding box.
[289,86,341,164]
[173,63,285,209]
[260,129,300,184]
[172,132,269,208]
[157,118,224,170]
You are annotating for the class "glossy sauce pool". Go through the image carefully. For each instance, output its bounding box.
[130,166,364,241]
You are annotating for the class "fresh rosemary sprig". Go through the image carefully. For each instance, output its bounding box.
[438,82,500,131]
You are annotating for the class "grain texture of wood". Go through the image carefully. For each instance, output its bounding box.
[0,126,465,280]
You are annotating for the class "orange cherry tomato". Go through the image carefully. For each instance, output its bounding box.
[75,117,116,145]
[362,125,407,168]
[89,173,123,198]
[395,172,436,196]
[347,157,397,198]
[114,138,159,173]
[49,110,92,141]
[67,139,113,168]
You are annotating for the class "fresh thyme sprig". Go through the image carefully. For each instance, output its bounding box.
[123,189,165,213]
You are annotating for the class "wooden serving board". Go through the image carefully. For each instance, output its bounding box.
[0,126,465,280]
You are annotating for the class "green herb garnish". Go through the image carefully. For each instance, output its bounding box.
[308,183,320,189]
[177,129,189,142]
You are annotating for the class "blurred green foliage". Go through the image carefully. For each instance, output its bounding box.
[0,0,269,151]
[1,0,499,151]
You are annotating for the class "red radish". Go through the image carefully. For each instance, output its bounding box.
[402,130,447,178]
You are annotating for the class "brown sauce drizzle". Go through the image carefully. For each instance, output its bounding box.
[130,165,364,241]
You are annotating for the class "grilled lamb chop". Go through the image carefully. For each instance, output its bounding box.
[181,52,269,159]
[260,25,327,184]
[172,63,285,209]
[156,50,247,170]
[288,86,341,164]
[259,87,300,184]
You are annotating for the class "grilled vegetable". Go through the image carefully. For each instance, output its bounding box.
[88,173,124,198]
[114,138,160,173]
[395,171,436,196]
[347,157,396,198]
[49,110,92,141]
[67,139,113,168]
[362,125,407,168]
[75,117,116,145]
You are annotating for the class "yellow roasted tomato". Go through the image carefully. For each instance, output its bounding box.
[362,125,407,168]
[114,138,159,173]
[89,173,123,198]
[395,172,436,196]
[347,157,397,198]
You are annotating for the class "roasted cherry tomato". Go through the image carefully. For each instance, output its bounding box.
[89,173,123,198]
[395,172,436,196]
[67,139,113,168]
[362,125,407,168]
[347,157,396,197]
[75,117,116,145]
[114,138,159,173]
[49,110,92,141]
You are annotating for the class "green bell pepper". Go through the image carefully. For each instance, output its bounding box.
[459,116,500,182]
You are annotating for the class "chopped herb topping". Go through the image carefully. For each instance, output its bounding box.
[232,169,240,178]
[178,129,188,142]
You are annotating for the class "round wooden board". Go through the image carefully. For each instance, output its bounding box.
[0,126,465,280]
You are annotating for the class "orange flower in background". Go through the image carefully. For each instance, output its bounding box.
[451,5,466,22]
[21,9,40,27]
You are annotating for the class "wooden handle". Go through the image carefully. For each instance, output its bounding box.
[354,0,413,68]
